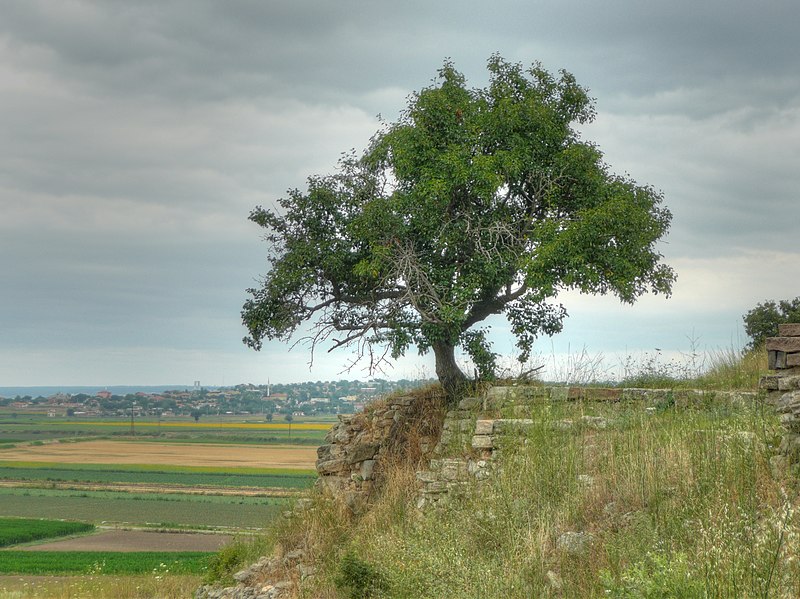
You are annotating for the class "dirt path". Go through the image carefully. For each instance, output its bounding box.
[0,440,317,469]
[17,529,232,552]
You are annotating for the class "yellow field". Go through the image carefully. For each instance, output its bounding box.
[72,421,331,430]
[0,440,317,469]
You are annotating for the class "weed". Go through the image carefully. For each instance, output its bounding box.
[334,551,385,598]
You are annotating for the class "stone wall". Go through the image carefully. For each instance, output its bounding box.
[761,324,800,470]
[315,392,441,511]
[416,385,758,508]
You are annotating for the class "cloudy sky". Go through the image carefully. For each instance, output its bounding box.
[1,0,798,386]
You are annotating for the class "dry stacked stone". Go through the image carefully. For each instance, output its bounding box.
[416,385,757,508]
[315,394,438,511]
[762,324,800,470]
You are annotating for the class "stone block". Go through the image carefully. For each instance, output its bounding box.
[423,480,451,493]
[621,388,649,400]
[334,429,352,443]
[760,375,781,390]
[416,470,437,483]
[776,391,800,412]
[582,387,623,401]
[774,351,788,370]
[580,415,608,429]
[440,458,468,481]
[471,434,494,449]
[346,443,380,464]
[474,420,494,435]
[360,459,376,480]
[789,354,800,367]
[779,376,800,391]
[317,444,333,460]
[779,324,800,337]
[767,337,800,353]
[317,458,347,475]
[549,387,569,401]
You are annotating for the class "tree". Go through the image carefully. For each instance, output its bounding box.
[191,409,202,422]
[242,55,675,400]
[743,297,800,350]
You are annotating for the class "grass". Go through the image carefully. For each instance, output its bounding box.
[0,417,330,447]
[0,462,316,489]
[540,342,769,391]
[211,385,800,598]
[0,552,210,575]
[0,517,94,547]
[0,574,202,599]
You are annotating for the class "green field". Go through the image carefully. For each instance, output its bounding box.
[0,413,324,575]
[0,461,312,528]
[0,462,316,489]
[0,551,210,575]
[0,413,333,448]
[0,517,94,547]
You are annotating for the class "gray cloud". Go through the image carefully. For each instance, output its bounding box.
[1,0,798,385]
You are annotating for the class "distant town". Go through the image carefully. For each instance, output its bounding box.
[0,379,433,419]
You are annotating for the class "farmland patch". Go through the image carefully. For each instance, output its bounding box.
[0,440,317,469]
[0,493,288,529]
[20,529,231,552]
[0,518,94,547]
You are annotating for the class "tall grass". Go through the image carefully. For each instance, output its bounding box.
[224,393,799,598]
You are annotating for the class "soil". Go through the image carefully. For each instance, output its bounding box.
[0,440,317,469]
[17,529,233,552]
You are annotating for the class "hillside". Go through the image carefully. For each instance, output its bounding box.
[195,348,800,598]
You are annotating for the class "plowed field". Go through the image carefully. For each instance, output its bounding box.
[20,530,231,552]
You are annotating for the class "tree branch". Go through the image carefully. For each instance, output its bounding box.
[463,283,529,330]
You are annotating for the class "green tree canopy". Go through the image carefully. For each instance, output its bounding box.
[743,297,800,350]
[242,55,675,399]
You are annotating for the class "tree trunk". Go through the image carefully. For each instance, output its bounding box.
[432,341,469,403]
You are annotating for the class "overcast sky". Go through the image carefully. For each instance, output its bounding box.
[1,0,798,386]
